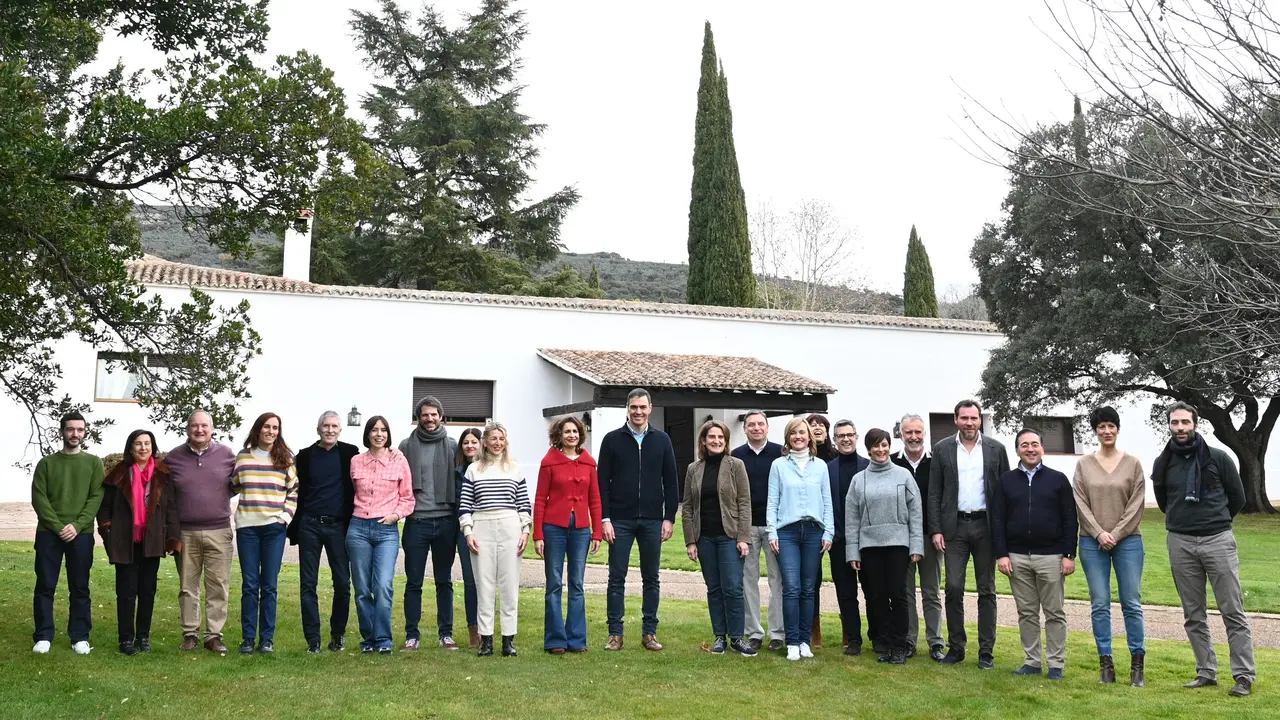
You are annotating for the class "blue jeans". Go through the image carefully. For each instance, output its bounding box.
[347,517,400,650]
[606,517,663,637]
[1079,534,1145,656]
[776,521,823,646]
[33,530,94,643]
[402,516,458,640]
[698,535,746,638]
[456,529,478,627]
[543,515,591,650]
[237,522,287,644]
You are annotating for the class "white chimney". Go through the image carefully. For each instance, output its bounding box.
[282,208,314,282]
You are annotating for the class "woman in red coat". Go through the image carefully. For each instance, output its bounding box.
[97,429,181,655]
[533,416,602,654]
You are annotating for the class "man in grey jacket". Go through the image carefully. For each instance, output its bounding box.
[927,400,1010,669]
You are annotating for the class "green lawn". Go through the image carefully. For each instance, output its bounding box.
[525,509,1280,612]
[0,541,1276,719]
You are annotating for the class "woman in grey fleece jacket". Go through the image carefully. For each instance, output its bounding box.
[845,428,923,664]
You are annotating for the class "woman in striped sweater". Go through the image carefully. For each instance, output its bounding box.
[231,412,298,655]
[461,422,531,657]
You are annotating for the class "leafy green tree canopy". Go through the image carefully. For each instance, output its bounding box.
[903,225,938,318]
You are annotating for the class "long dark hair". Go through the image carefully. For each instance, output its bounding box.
[123,429,158,464]
[244,412,292,470]
[362,415,392,450]
[455,427,482,470]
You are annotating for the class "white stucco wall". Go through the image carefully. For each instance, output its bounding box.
[2,283,1277,506]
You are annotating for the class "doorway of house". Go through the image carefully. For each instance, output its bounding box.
[664,407,695,499]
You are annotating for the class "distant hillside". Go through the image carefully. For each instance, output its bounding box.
[136,207,915,316]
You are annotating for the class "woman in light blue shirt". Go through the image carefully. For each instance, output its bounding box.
[767,417,834,661]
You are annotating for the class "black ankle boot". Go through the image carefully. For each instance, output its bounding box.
[478,635,494,657]
[1099,654,1116,683]
[1130,652,1145,687]
[502,635,517,657]
[119,640,137,656]
[137,635,151,653]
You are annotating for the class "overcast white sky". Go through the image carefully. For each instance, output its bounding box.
[99,0,1093,294]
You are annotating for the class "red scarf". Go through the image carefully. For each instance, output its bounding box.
[131,458,155,543]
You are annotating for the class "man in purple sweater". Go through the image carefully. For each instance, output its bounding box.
[167,410,237,652]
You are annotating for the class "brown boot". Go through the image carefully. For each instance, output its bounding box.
[468,624,481,649]
[810,613,823,649]
[1099,654,1116,684]
[1130,653,1145,687]
[604,635,624,651]
[641,634,663,651]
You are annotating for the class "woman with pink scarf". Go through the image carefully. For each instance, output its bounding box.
[97,429,182,655]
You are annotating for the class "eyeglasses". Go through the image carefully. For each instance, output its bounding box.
[834,433,857,440]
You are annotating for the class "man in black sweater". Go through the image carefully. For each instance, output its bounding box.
[597,388,679,652]
[287,411,359,654]
[731,410,784,651]
[992,428,1077,680]
[828,420,869,655]
[1154,402,1254,697]
[891,413,943,661]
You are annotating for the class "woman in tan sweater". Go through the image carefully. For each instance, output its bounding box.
[1073,406,1146,687]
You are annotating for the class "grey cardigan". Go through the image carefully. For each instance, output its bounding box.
[844,459,924,562]
[681,454,752,544]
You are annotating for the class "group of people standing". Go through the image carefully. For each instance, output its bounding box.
[27,391,1259,696]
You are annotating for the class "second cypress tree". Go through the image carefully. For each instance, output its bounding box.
[903,225,939,317]
[686,22,754,307]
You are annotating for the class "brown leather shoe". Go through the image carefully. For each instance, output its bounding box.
[641,634,663,651]
[604,635,624,651]
[204,637,227,653]
[468,624,481,649]
[548,648,566,655]
[181,635,199,651]
[768,639,785,651]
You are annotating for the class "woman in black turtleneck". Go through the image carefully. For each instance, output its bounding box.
[682,420,755,656]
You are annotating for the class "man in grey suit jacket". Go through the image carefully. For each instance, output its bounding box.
[927,400,1010,669]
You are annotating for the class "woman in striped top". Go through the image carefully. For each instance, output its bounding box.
[461,422,531,657]
[347,415,415,654]
[231,412,298,655]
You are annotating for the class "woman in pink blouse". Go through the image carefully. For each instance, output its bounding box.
[346,415,415,654]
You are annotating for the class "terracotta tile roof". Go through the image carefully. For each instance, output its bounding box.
[536,349,835,395]
[125,258,999,334]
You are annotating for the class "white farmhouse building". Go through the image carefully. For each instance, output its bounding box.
[3,253,1277,504]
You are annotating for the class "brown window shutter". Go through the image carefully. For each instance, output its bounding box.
[411,379,494,423]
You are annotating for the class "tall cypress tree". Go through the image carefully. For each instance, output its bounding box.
[903,225,939,317]
[686,22,754,307]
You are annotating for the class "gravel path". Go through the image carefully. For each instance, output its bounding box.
[4,503,1277,648]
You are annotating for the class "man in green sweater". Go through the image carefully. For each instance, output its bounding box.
[30,411,105,655]
[1152,401,1254,697]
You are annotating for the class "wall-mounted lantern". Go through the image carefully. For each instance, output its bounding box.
[347,405,362,427]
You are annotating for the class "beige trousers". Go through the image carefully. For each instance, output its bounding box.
[472,510,523,637]
[1008,553,1067,670]
[177,528,234,640]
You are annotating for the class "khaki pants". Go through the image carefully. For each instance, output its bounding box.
[1168,530,1255,682]
[472,510,522,637]
[906,539,944,651]
[177,528,233,640]
[743,525,784,642]
[1008,553,1067,670]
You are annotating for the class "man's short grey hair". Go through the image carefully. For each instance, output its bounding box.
[317,410,341,430]
[626,388,651,405]
[833,419,856,433]
[899,413,925,429]
[742,409,768,425]
[186,409,213,427]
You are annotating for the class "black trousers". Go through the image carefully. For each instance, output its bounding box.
[33,530,94,643]
[298,516,352,644]
[861,545,911,652]
[115,544,161,643]
[828,540,862,648]
[944,516,997,654]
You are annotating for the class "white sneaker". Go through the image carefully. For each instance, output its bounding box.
[799,642,814,658]
[786,644,801,661]
[32,641,51,654]
[72,641,91,655]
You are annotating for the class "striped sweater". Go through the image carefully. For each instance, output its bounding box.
[232,447,299,529]
[460,460,532,537]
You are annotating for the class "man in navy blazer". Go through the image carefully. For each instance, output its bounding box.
[828,420,870,655]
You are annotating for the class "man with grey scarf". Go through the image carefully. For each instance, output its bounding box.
[398,396,461,650]
[1152,401,1254,697]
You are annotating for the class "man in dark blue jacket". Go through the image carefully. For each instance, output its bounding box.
[992,428,1077,680]
[828,420,869,655]
[288,411,359,654]
[597,388,679,652]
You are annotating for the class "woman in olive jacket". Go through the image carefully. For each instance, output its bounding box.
[97,429,182,655]
[682,420,755,656]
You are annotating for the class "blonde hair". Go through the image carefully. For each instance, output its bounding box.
[478,422,517,472]
[696,420,732,461]
[782,417,818,456]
